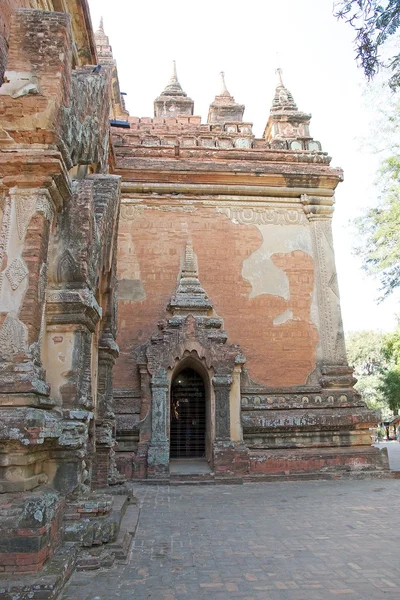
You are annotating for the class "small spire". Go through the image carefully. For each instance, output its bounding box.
[207,71,245,123]
[159,60,186,96]
[181,240,198,277]
[220,71,230,97]
[276,67,284,88]
[170,60,178,84]
[168,241,213,315]
[270,67,298,112]
[154,61,194,116]
[96,16,104,34]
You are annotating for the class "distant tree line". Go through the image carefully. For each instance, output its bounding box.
[346,326,400,416]
[336,3,400,416]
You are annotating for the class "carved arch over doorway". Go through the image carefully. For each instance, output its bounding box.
[134,242,247,478]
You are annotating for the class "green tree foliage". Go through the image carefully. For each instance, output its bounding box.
[335,0,400,89]
[379,322,400,413]
[346,330,389,413]
[347,329,388,374]
[354,149,400,299]
[379,368,400,413]
[382,322,400,363]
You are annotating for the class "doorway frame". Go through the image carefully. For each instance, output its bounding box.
[168,354,215,465]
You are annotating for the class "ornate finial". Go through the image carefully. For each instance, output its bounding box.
[168,241,213,315]
[207,70,245,123]
[276,67,284,88]
[170,60,178,84]
[220,71,230,96]
[159,60,188,97]
[269,67,298,112]
[99,17,104,32]
[182,240,198,276]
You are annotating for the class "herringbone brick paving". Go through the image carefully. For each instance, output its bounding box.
[62,479,400,599]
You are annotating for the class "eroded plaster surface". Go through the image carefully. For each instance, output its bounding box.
[242,223,312,300]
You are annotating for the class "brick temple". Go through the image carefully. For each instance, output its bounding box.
[0,0,389,596]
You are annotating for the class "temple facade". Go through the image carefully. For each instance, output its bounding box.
[0,0,389,595]
[110,59,387,480]
[0,2,133,593]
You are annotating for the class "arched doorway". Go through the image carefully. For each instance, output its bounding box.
[170,368,206,458]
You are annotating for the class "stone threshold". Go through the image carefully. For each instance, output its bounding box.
[131,469,399,486]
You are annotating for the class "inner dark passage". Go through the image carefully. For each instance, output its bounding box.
[170,368,206,458]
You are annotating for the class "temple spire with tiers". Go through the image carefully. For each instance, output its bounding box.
[270,67,298,113]
[207,71,245,124]
[264,68,321,151]
[154,61,194,118]
[168,241,213,316]
[94,17,129,119]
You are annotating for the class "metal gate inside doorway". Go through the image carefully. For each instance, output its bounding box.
[170,368,206,458]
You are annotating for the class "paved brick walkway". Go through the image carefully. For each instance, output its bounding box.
[62,479,400,600]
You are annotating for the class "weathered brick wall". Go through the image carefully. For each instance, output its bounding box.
[115,204,318,390]
[0,0,31,82]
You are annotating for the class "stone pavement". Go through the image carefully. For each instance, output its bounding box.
[61,479,400,600]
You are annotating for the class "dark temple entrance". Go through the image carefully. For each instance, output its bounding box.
[170,368,206,458]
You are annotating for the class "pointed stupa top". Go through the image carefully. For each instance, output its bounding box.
[270,68,298,113]
[160,61,187,97]
[219,71,231,97]
[94,17,115,65]
[154,61,194,117]
[207,71,245,123]
[264,67,316,145]
[168,241,213,315]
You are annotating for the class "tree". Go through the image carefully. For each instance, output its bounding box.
[379,368,400,413]
[346,330,390,413]
[382,320,400,363]
[353,150,400,299]
[347,329,388,374]
[335,0,400,89]
[378,321,400,413]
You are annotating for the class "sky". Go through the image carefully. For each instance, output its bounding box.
[88,0,400,333]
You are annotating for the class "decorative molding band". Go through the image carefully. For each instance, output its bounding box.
[121,182,335,199]
[216,206,307,226]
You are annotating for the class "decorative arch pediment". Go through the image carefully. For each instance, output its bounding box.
[136,241,245,379]
[137,241,247,479]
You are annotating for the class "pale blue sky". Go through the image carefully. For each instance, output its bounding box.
[88,0,400,333]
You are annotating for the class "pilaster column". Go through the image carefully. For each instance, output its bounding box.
[45,289,101,496]
[213,374,232,440]
[136,364,152,478]
[147,368,169,478]
[302,195,355,389]
[230,365,243,441]
[0,187,55,397]
[0,187,59,493]
[213,372,250,476]
[93,332,121,488]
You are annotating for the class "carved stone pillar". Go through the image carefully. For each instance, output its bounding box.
[213,374,232,440]
[136,364,152,478]
[302,195,355,389]
[0,186,59,494]
[0,187,55,396]
[213,372,250,476]
[147,368,169,478]
[230,355,246,442]
[93,332,121,489]
[45,289,101,496]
